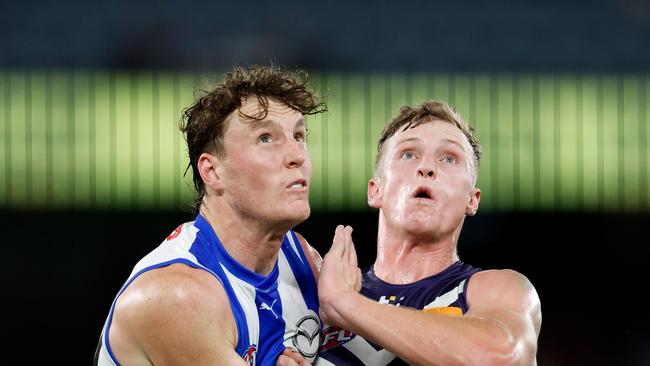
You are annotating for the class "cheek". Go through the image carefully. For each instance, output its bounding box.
[303,153,313,176]
[442,168,471,187]
[384,178,411,204]
[228,154,268,184]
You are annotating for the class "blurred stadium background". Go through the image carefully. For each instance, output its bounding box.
[1,0,649,364]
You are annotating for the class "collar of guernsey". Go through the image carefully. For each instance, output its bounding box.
[193,213,284,287]
[191,214,320,353]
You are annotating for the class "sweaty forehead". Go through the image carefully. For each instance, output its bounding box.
[393,119,470,150]
[238,97,299,119]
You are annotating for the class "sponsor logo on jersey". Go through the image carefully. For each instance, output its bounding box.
[378,295,405,306]
[242,344,257,365]
[290,313,320,359]
[166,224,183,241]
[259,298,279,319]
[320,326,355,351]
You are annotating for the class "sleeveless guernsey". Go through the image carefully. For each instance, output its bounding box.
[317,261,480,365]
[94,215,320,366]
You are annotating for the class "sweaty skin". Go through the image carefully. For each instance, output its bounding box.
[107,99,322,366]
[318,120,541,366]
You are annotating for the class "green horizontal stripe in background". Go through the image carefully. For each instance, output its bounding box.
[1,71,648,212]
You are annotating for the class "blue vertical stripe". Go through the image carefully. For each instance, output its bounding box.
[255,284,287,366]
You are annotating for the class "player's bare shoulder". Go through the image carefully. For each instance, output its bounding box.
[466,269,539,311]
[468,270,538,306]
[109,264,238,365]
[467,269,542,333]
[295,232,323,276]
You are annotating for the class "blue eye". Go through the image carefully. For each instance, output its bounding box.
[443,155,456,164]
[259,134,273,143]
[402,151,415,160]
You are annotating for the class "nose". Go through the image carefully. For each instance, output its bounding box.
[417,162,435,179]
[285,140,307,168]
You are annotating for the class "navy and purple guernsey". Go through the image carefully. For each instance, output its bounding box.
[316,261,481,366]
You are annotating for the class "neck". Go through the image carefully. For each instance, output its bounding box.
[373,214,460,284]
[199,197,287,276]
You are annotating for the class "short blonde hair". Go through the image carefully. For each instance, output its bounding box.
[375,100,481,175]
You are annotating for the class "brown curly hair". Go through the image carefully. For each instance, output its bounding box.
[375,100,481,176]
[180,65,327,211]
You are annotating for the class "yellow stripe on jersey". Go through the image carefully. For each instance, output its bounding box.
[422,306,462,316]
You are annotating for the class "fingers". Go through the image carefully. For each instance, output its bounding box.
[342,226,351,263]
[277,348,311,366]
[329,225,346,258]
[334,225,350,247]
[339,225,356,266]
[345,226,358,266]
[331,225,357,266]
[277,355,296,366]
[340,226,361,292]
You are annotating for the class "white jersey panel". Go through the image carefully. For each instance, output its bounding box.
[278,250,320,359]
[128,222,203,274]
[94,216,320,366]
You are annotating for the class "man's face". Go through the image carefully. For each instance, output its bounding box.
[218,98,312,228]
[368,119,480,239]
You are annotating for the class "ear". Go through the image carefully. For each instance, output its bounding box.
[367,177,382,209]
[465,188,481,216]
[198,152,225,192]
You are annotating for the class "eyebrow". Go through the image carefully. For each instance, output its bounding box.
[438,138,466,151]
[248,117,305,130]
[395,137,465,151]
[295,118,306,128]
[395,137,420,146]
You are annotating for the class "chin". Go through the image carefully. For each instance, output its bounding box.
[402,224,435,236]
[280,202,311,228]
[299,205,311,221]
[400,214,437,234]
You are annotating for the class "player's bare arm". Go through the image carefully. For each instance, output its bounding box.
[462,269,542,366]
[319,226,541,366]
[109,264,246,366]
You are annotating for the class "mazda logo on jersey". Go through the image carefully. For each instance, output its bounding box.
[290,314,320,359]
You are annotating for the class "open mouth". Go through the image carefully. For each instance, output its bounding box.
[287,179,307,190]
[412,186,433,200]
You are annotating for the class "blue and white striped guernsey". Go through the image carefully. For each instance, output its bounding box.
[95,215,321,366]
